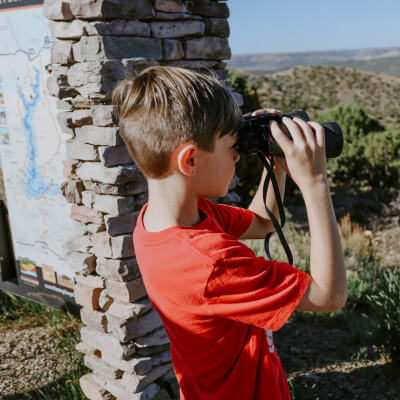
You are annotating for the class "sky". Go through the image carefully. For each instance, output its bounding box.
[228,0,400,55]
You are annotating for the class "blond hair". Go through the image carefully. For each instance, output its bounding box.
[112,66,242,178]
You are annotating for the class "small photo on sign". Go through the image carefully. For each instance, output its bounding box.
[19,259,38,279]
[19,258,39,286]
[41,264,57,284]
[56,271,74,290]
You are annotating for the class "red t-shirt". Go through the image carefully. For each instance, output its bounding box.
[133,197,310,400]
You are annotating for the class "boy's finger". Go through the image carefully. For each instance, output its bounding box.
[281,117,305,144]
[270,120,292,153]
[293,117,315,144]
[308,122,325,148]
[251,108,281,116]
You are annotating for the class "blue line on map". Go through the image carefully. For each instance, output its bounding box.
[18,66,60,198]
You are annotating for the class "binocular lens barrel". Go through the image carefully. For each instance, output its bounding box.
[237,110,343,159]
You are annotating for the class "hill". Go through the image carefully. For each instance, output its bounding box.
[228,47,400,74]
[330,55,400,77]
[236,64,400,124]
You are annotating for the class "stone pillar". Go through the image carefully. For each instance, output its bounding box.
[44,0,237,399]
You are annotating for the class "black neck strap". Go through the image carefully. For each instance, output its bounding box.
[257,152,293,265]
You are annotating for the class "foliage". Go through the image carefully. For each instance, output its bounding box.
[368,267,400,373]
[317,105,400,188]
[228,68,261,114]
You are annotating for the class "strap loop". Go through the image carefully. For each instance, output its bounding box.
[257,152,293,265]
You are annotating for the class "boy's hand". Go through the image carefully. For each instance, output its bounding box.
[245,108,288,173]
[270,117,327,191]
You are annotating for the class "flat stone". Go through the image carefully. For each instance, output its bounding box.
[66,139,99,161]
[121,363,173,394]
[84,355,123,379]
[50,19,87,39]
[70,0,155,20]
[105,211,139,236]
[56,111,73,135]
[92,231,113,258]
[81,191,94,208]
[185,37,231,60]
[76,162,141,185]
[84,223,107,235]
[98,145,133,167]
[135,327,170,348]
[80,308,108,332]
[102,36,163,60]
[72,36,162,62]
[79,373,115,400]
[66,233,92,253]
[63,159,80,180]
[106,297,152,320]
[73,35,104,62]
[150,21,204,38]
[163,39,184,60]
[71,203,104,224]
[71,109,93,126]
[165,59,220,68]
[154,11,202,21]
[93,375,161,400]
[107,309,163,342]
[51,40,75,65]
[74,283,103,310]
[98,289,113,311]
[96,257,141,282]
[61,179,85,203]
[67,60,124,99]
[75,126,122,146]
[80,327,136,360]
[76,274,105,288]
[92,193,136,215]
[87,20,150,36]
[91,105,114,126]
[155,0,187,13]
[44,0,73,21]
[47,73,77,99]
[67,252,97,275]
[204,17,230,37]
[187,2,229,18]
[106,277,147,303]
[111,234,135,258]
[83,180,147,196]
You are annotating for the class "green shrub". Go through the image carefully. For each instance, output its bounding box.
[368,267,400,372]
[317,105,399,188]
[228,69,260,114]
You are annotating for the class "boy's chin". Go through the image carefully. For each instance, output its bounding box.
[203,188,229,199]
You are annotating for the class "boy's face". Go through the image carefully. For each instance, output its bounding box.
[195,131,240,198]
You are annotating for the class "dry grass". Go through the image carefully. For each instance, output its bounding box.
[243,213,374,271]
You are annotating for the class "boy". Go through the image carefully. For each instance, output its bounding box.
[112,66,347,400]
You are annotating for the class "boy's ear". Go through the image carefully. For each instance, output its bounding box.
[175,143,197,176]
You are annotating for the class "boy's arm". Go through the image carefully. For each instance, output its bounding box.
[240,108,287,240]
[240,165,286,240]
[271,117,347,312]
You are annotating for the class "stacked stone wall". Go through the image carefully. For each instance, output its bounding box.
[44,0,238,399]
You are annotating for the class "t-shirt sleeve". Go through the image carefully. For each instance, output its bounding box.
[200,197,253,238]
[204,238,310,331]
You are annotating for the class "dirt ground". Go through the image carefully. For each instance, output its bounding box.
[275,319,399,400]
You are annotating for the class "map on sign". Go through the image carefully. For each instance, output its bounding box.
[0,4,78,294]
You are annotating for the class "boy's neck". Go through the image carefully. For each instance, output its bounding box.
[144,176,201,232]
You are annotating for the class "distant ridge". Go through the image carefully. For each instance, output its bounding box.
[228,47,400,72]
